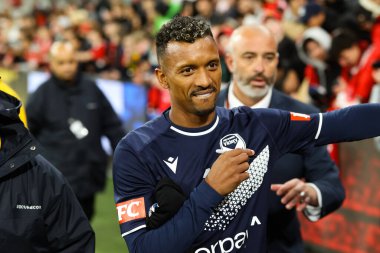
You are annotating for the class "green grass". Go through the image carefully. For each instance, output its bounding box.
[92,177,129,253]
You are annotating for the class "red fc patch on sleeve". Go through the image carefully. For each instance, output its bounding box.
[290,112,311,121]
[116,197,146,224]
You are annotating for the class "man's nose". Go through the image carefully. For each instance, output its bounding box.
[196,69,212,87]
[253,57,264,73]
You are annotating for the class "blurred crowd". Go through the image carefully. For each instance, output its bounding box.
[1,0,380,114]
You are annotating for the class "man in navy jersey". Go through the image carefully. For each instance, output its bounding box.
[113,16,380,253]
[217,25,344,252]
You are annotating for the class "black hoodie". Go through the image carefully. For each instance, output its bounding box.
[0,91,95,253]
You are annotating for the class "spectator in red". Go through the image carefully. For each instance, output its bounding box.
[330,28,380,105]
[75,26,108,73]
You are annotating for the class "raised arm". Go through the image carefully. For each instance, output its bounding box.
[252,104,380,157]
[316,103,380,145]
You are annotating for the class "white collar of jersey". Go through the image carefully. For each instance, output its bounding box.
[170,116,219,136]
[228,82,272,109]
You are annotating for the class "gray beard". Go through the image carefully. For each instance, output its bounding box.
[236,80,272,100]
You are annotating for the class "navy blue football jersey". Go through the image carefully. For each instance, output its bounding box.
[113,104,380,253]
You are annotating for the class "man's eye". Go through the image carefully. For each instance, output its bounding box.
[181,67,194,75]
[242,55,255,61]
[264,55,275,61]
[208,62,219,69]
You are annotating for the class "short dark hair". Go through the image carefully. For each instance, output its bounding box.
[155,16,213,63]
[330,29,358,61]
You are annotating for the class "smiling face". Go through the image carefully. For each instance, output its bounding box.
[225,25,278,106]
[155,36,222,127]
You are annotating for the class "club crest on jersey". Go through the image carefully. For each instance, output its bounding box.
[218,133,246,152]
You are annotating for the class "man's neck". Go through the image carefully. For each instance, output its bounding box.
[168,108,216,128]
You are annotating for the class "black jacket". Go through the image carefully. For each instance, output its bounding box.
[0,91,95,252]
[217,87,345,253]
[26,74,126,198]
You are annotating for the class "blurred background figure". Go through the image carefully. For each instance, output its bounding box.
[297,26,340,111]
[263,14,306,105]
[330,28,380,108]
[0,90,95,253]
[299,1,338,33]
[26,41,126,220]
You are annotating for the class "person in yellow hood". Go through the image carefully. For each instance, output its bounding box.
[0,80,27,127]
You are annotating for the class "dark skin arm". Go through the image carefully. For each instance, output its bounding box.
[206,148,255,196]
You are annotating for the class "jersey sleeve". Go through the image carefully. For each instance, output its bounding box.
[112,138,223,253]
[253,108,320,156]
[316,103,380,145]
[255,103,380,155]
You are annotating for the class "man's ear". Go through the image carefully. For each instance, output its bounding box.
[155,67,169,89]
[224,53,234,73]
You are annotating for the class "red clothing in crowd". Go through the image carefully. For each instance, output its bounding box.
[148,86,171,116]
[341,45,380,103]
[340,17,380,103]
[304,64,320,89]
[91,44,107,61]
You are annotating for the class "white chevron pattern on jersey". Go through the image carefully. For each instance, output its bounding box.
[204,145,270,231]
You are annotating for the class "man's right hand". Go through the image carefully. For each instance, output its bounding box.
[205,149,254,196]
